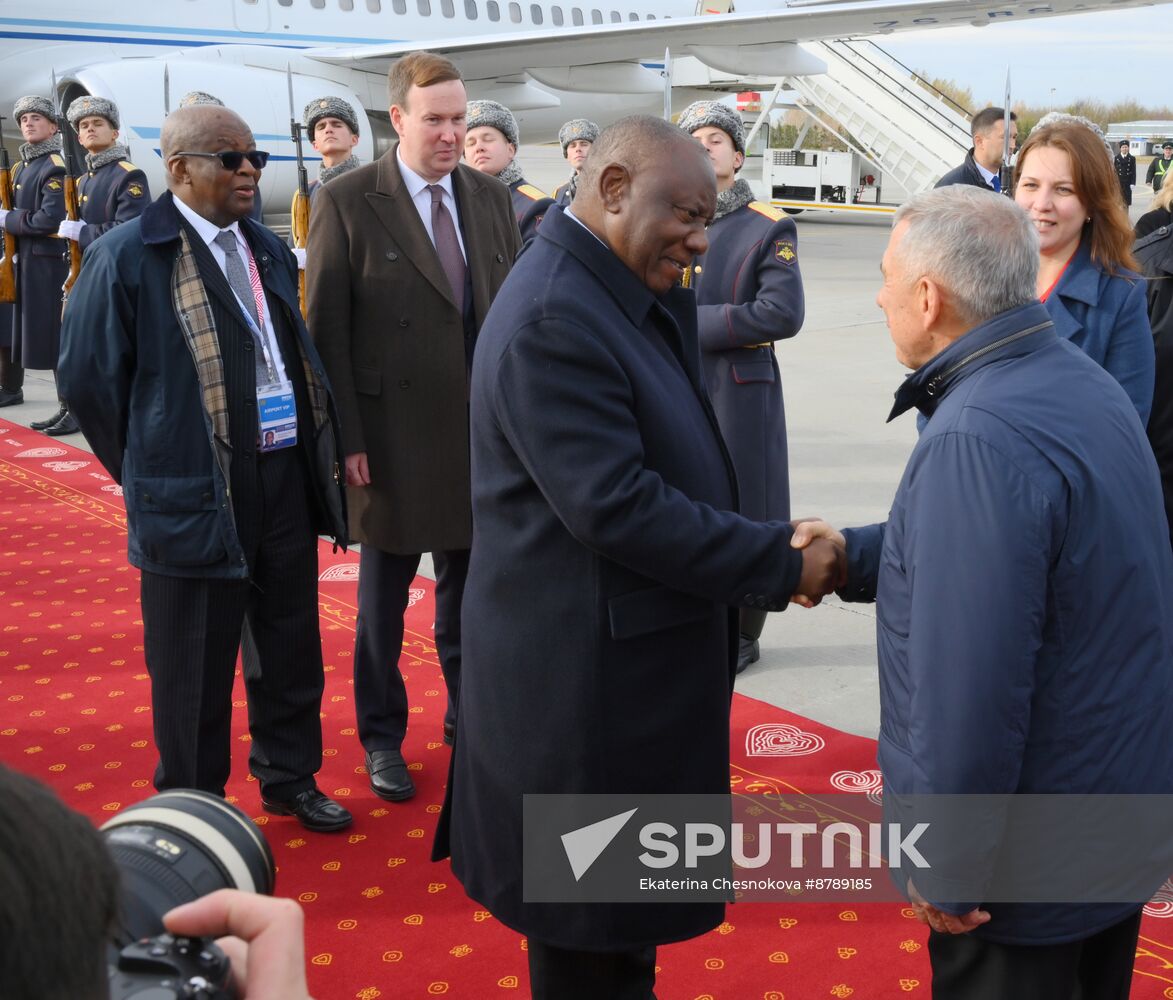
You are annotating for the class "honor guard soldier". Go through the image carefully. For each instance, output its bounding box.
[679,100,805,673]
[551,117,598,206]
[304,96,362,203]
[58,96,149,250]
[289,96,362,269]
[0,96,68,422]
[177,91,264,222]
[45,96,150,435]
[463,99,553,242]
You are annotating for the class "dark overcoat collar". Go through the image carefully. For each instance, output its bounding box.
[538,205,703,392]
[890,301,1057,421]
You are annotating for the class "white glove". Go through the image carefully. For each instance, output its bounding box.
[0,210,9,231]
[57,219,85,241]
[292,247,307,270]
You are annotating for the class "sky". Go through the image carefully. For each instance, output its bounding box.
[879,5,1171,110]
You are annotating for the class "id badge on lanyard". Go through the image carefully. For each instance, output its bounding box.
[239,248,298,453]
[258,381,297,452]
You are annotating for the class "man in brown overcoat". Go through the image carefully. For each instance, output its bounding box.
[306,52,521,802]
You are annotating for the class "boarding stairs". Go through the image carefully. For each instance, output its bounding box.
[783,38,973,193]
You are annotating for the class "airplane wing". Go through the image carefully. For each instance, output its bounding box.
[303,0,1169,81]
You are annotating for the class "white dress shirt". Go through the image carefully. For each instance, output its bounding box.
[396,148,468,263]
[173,195,289,383]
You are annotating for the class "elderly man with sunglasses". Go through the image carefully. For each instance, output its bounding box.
[57,105,352,833]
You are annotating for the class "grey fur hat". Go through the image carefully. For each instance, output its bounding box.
[66,95,119,130]
[558,118,599,155]
[178,91,224,108]
[466,100,518,147]
[678,100,745,155]
[304,96,360,136]
[13,95,55,123]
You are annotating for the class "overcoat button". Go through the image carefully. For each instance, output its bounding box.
[386,251,398,261]
[495,253,505,263]
[398,379,410,388]
[399,319,408,327]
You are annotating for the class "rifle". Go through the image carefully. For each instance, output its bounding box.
[998,68,1013,197]
[51,71,83,311]
[287,65,310,321]
[0,113,17,304]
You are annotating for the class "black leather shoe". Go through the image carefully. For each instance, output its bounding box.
[44,410,80,436]
[261,788,353,832]
[365,750,415,801]
[443,722,455,746]
[31,405,67,430]
[0,388,23,407]
[736,635,760,675]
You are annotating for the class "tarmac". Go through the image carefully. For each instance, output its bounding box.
[14,178,1157,741]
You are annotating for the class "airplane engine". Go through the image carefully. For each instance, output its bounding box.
[55,57,380,224]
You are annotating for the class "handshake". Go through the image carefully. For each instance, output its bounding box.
[788,518,846,609]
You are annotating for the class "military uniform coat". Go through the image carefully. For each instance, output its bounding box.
[508,179,554,242]
[3,150,67,369]
[306,145,521,553]
[435,206,805,951]
[77,156,149,248]
[692,201,804,522]
[1115,151,1136,206]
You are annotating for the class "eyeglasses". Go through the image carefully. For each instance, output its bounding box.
[175,150,270,171]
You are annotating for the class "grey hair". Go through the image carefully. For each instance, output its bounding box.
[892,186,1038,326]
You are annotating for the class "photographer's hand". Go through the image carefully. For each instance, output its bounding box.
[164,889,313,1000]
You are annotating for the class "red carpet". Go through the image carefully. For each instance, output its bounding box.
[2,418,1172,999]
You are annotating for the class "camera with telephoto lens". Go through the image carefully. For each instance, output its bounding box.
[100,790,276,1000]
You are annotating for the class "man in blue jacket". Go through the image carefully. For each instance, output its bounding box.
[797,185,1173,999]
[58,105,352,833]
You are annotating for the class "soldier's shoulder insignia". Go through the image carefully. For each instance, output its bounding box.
[118,160,140,172]
[127,182,144,198]
[50,153,66,168]
[47,178,62,190]
[774,239,797,264]
[516,183,546,201]
[748,201,784,222]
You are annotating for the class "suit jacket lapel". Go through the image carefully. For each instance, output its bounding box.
[452,164,494,326]
[365,148,460,311]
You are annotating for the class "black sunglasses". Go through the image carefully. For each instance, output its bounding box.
[176,149,270,171]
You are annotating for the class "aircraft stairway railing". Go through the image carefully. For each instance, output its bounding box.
[784,37,972,193]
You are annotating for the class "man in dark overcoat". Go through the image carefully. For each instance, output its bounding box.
[935,107,1017,191]
[307,52,521,803]
[1114,139,1136,207]
[0,95,67,410]
[1135,218,1173,550]
[58,105,352,833]
[434,116,844,999]
[681,100,806,672]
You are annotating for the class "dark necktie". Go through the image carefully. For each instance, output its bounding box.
[427,184,467,313]
[213,230,269,383]
[991,174,1001,193]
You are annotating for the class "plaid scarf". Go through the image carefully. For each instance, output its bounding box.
[170,228,329,445]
